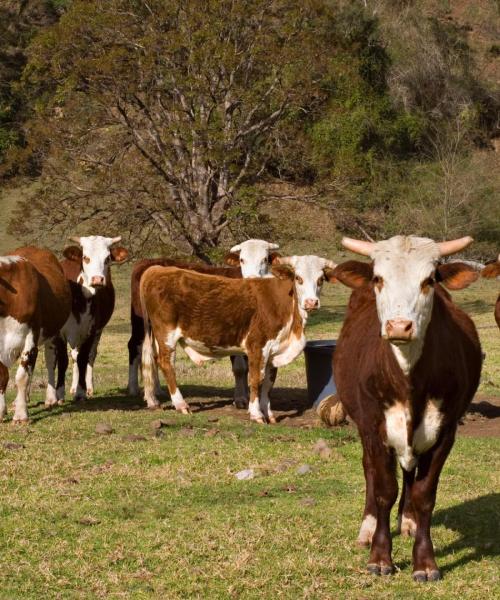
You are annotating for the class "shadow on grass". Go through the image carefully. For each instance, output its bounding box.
[433,493,500,573]
[307,307,346,328]
[28,384,312,422]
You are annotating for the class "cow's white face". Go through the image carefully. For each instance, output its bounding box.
[65,235,128,294]
[278,255,336,312]
[229,239,280,278]
[370,236,439,343]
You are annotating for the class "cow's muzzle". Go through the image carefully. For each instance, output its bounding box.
[304,298,319,312]
[385,318,414,342]
[90,276,105,287]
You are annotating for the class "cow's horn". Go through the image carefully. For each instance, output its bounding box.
[437,236,473,257]
[324,259,337,269]
[267,242,280,250]
[110,236,122,244]
[341,237,375,257]
[230,243,242,253]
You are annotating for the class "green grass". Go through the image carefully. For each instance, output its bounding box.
[0,264,498,598]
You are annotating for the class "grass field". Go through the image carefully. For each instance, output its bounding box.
[0,258,498,599]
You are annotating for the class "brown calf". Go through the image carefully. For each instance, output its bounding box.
[0,247,71,422]
[332,235,482,581]
[140,264,316,423]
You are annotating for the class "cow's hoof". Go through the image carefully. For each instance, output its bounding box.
[179,407,191,415]
[398,513,417,537]
[147,404,162,411]
[57,400,64,406]
[413,569,441,582]
[86,389,94,397]
[250,417,266,425]
[367,563,394,576]
[70,387,76,395]
[233,398,248,409]
[356,539,370,548]
[128,386,140,397]
[267,415,277,424]
[12,418,29,425]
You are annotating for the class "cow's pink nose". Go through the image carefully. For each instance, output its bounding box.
[90,276,105,287]
[386,319,414,341]
[304,298,319,311]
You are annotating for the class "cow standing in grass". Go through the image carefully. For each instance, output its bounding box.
[140,262,336,423]
[481,254,500,329]
[45,236,128,406]
[127,239,281,403]
[0,248,71,422]
[332,235,481,581]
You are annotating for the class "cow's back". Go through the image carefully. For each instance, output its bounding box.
[14,247,71,337]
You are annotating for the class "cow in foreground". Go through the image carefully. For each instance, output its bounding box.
[127,239,281,402]
[45,236,128,406]
[332,235,481,581]
[0,248,71,422]
[481,254,500,329]
[140,263,334,423]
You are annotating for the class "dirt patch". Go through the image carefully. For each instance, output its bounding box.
[185,388,500,437]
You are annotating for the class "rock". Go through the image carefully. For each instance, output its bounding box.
[205,428,220,437]
[235,468,255,480]
[282,484,297,493]
[95,423,114,435]
[78,516,101,526]
[297,464,312,475]
[207,416,219,423]
[319,447,332,459]
[275,458,296,473]
[151,419,175,430]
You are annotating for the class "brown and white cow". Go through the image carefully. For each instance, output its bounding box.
[141,263,335,423]
[481,254,500,329]
[0,248,71,422]
[332,235,482,581]
[45,236,128,406]
[127,239,281,400]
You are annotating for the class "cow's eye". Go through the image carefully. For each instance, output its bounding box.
[295,275,303,284]
[240,258,245,264]
[105,256,111,264]
[83,255,90,264]
[372,275,383,287]
[317,276,324,286]
[422,276,435,289]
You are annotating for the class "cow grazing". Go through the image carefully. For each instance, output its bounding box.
[127,239,281,401]
[0,248,71,422]
[332,235,482,581]
[45,236,128,407]
[140,263,333,423]
[481,254,500,329]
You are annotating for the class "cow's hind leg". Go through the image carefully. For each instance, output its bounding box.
[397,468,417,537]
[247,351,266,424]
[157,345,190,414]
[231,355,249,409]
[358,446,378,547]
[259,364,277,424]
[13,331,38,423]
[411,427,455,582]
[55,337,68,404]
[0,362,9,420]
[45,338,60,408]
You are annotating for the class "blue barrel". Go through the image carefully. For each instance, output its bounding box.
[303,340,337,408]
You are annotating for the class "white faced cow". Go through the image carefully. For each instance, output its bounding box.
[45,235,128,406]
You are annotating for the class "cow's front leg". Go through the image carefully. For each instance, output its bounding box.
[0,362,9,420]
[81,332,101,397]
[69,347,81,397]
[411,427,455,582]
[362,438,398,575]
[247,351,266,424]
[397,468,417,537]
[231,355,249,409]
[259,364,278,424]
[44,338,59,408]
[357,445,378,547]
[157,345,190,414]
[13,332,38,423]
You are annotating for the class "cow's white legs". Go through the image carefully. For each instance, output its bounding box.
[0,362,9,420]
[70,348,79,394]
[13,331,38,423]
[247,352,266,424]
[259,364,276,424]
[44,340,58,408]
[158,347,190,414]
[85,364,93,396]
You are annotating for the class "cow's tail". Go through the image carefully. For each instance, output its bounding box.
[140,281,160,408]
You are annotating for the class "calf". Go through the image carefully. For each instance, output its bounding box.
[481,254,500,329]
[140,264,332,423]
[0,248,71,422]
[45,236,128,406]
[127,239,281,401]
[332,235,481,581]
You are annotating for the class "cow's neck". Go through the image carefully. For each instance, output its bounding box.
[390,340,424,376]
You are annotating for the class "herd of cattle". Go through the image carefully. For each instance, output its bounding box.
[0,234,498,582]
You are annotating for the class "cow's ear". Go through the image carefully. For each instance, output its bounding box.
[436,262,479,290]
[63,246,82,262]
[482,262,500,279]
[224,252,240,266]
[271,264,295,281]
[323,267,338,283]
[332,260,372,289]
[268,252,282,265]
[110,246,129,263]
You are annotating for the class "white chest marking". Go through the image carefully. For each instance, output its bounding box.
[413,399,443,453]
[0,316,30,368]
[61,304,94,348]
[390,341,424,375]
